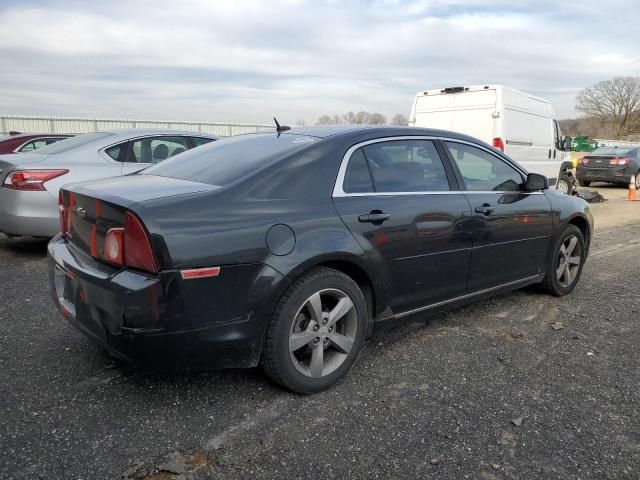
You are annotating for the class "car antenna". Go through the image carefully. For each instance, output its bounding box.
[274,117,291,136]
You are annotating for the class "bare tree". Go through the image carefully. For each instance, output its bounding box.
[369,113,386,124]
[391,114,408,126]
[316,115,343,125]
[342,111,357,124]
[576,76,640,139]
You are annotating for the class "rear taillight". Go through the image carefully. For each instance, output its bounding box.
[58,190,75,237]
[492,137,505,152]
[3,169,68,191]
[101,212,156,273]
[104,228,125,264]
[610,157,629,165]
[58,191,67,235]
[580,158,590,164]
[123,212,157,273]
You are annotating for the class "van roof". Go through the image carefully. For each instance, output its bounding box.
[415,85,550,105]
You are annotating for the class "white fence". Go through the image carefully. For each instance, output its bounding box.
[594,138,640,148]
[0,115,274,137]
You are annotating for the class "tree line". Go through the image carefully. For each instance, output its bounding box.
[570,76,640,140]
[316,111,408,126]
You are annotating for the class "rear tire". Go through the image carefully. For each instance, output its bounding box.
[539,225,585,296]
[579,179,591,187]
[261,267,367,394]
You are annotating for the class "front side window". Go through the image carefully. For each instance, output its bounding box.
[131,136,189,163]
[445,142,523,192]
[357,140,450,193]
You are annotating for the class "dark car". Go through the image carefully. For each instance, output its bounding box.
[576,146,640,188]
[0,132,73,154]
[48,126,593,393]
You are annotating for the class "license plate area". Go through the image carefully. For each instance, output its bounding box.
[54,266,77,318]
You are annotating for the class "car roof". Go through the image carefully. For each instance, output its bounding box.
[279,125,487,144]
[101,128,218,137]
[0,133,72,141]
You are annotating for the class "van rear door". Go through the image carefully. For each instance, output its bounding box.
[412,89,497,143]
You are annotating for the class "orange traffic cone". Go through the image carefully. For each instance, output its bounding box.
[628,175,638,201]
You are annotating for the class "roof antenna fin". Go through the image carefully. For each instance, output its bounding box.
[274,117,291,135]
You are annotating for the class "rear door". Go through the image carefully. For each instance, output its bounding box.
[333,137,473,314]
[443,140,552,290]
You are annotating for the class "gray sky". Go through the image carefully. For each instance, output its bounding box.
[0,0,638,125]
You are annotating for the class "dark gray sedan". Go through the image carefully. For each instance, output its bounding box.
[577,146,640,188]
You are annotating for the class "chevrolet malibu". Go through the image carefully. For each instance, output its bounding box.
[48,126,593,393]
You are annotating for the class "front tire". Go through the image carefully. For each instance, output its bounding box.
[262,267,367,394]
[556,177,570,195]
[539,225,585,296]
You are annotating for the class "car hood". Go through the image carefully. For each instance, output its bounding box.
[64,174,220,208]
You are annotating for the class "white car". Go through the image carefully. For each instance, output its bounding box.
[408,85,573,192]
[0,129,217,237]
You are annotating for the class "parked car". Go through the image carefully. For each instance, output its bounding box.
[0,132,73,154]
[408,85,575,193]
[576,146,640,188]
[0,129,217,237]
[48,126,593,393]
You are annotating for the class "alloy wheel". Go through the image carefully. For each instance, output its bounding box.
[556,234,582,288]
[289,288,358,378]
[557,179,569,195]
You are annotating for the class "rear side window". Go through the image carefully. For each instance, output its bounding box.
[192,137,215,147]
[105,143,126,162]
[345,140,450,193]
[343,149,374,193]
[19,140,46,152]
[143,133,318,186]
[445,142,523,191]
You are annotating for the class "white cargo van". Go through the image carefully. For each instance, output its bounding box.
[409,85,571,189]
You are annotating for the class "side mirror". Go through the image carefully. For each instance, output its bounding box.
[525,173,549,191]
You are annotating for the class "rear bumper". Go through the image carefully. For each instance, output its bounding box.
[0,188,59,237]
[47,235,286,369]
[576,166,634,184]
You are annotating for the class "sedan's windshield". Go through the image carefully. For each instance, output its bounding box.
[143,133,318,186]
[32,132,114,155]
[591,147,635,156]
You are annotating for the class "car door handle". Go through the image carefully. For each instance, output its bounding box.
[474,205,495,215]
[358,212,391,223]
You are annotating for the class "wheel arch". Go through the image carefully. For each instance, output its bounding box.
[271,253,389,338]
[567,214,591,253]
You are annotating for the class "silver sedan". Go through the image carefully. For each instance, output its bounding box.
[0,129,217,237]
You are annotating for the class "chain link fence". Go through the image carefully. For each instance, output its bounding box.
[0,115,274,137]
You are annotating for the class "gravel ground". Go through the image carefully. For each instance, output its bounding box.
[1,193,639,480]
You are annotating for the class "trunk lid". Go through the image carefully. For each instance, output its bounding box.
[63,174,219,259]
[582,155,617,169]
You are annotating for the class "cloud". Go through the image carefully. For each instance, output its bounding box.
[0,0,639,124]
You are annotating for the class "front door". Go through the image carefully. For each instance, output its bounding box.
[442,140,553,291]
[333,138,473,313]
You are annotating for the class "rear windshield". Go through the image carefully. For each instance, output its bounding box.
[33,132,114,155]
[142,133,318,186]
[591,147,635,156]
